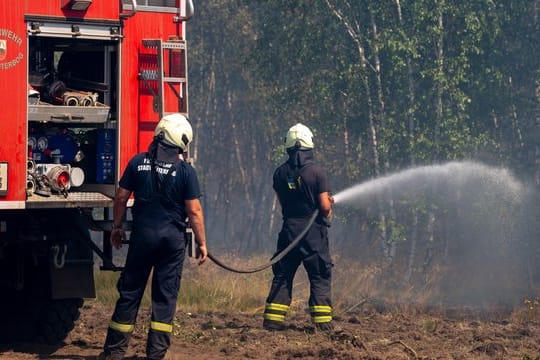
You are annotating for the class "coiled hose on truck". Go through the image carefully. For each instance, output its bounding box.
[207,210,319,274]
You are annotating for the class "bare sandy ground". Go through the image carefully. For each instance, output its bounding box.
[1,300,539,359]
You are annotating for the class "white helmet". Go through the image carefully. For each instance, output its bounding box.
[154,113,193,151]
[284,123,314,149]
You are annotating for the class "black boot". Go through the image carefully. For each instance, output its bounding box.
[315,322,334,332]
[263,319,285,331]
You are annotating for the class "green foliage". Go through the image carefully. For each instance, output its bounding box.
[186,0,540,254]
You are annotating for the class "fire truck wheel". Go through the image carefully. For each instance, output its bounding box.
[35,298,84,344]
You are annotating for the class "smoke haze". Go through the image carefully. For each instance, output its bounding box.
[330,161,538,307]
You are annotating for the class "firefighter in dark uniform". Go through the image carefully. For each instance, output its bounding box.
[100,114,208,360]
[263,123,334,332]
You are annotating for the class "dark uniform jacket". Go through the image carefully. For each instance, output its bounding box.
[119,149,200,230]
[273,148,330,257]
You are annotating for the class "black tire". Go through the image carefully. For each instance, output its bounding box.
[35,298,84,344]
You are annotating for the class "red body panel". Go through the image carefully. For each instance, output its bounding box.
[0,3,28,202]
[0,1,185,204]
[120,11,184,168]
[25,0,119,20]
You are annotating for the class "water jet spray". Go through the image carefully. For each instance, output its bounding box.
[329,160,533,307]
[332,161,524,207]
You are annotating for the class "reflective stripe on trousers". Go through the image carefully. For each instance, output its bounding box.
[263,302,290,323]
[109,320,135,333]
[151,321,173,333]
[103,320,135,358]
[310,305,332,323]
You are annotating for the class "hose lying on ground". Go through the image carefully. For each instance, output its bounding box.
[207,210,319,274]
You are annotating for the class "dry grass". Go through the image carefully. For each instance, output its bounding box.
[94,255,276,313]
[94,254,343,315]
[94,254,540,324]
[179,255,273,313]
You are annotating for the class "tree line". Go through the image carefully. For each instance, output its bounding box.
[186,1,540,303]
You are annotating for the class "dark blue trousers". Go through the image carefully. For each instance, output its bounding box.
[104,218,186,360]
[264,220,333,326]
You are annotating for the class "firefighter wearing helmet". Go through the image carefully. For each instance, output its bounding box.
[263,123,335,331]
[101,113,208,360]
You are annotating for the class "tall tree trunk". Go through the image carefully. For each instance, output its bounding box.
[369,5,398,263]
[369,6,385,127]
[434,0,445,146]
[422,211,436,282]
[395,0,420,280]
[405,214,418,283]
[324,0,389,263]
[507,76,525,151]
[421,1,446,273]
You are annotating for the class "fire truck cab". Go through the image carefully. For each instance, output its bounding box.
[0,0,191,343]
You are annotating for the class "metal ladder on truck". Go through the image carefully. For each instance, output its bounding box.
[140,38,189,118]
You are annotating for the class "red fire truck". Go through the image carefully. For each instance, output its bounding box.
[0,0,191,343]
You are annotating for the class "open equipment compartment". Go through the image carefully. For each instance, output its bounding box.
[26,30,119,207]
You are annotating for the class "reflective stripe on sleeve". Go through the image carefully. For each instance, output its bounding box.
[151,321,173,333]
[109,320,134,333]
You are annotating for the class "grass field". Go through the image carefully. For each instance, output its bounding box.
[94,253,540,325]
[94,254,275,313]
